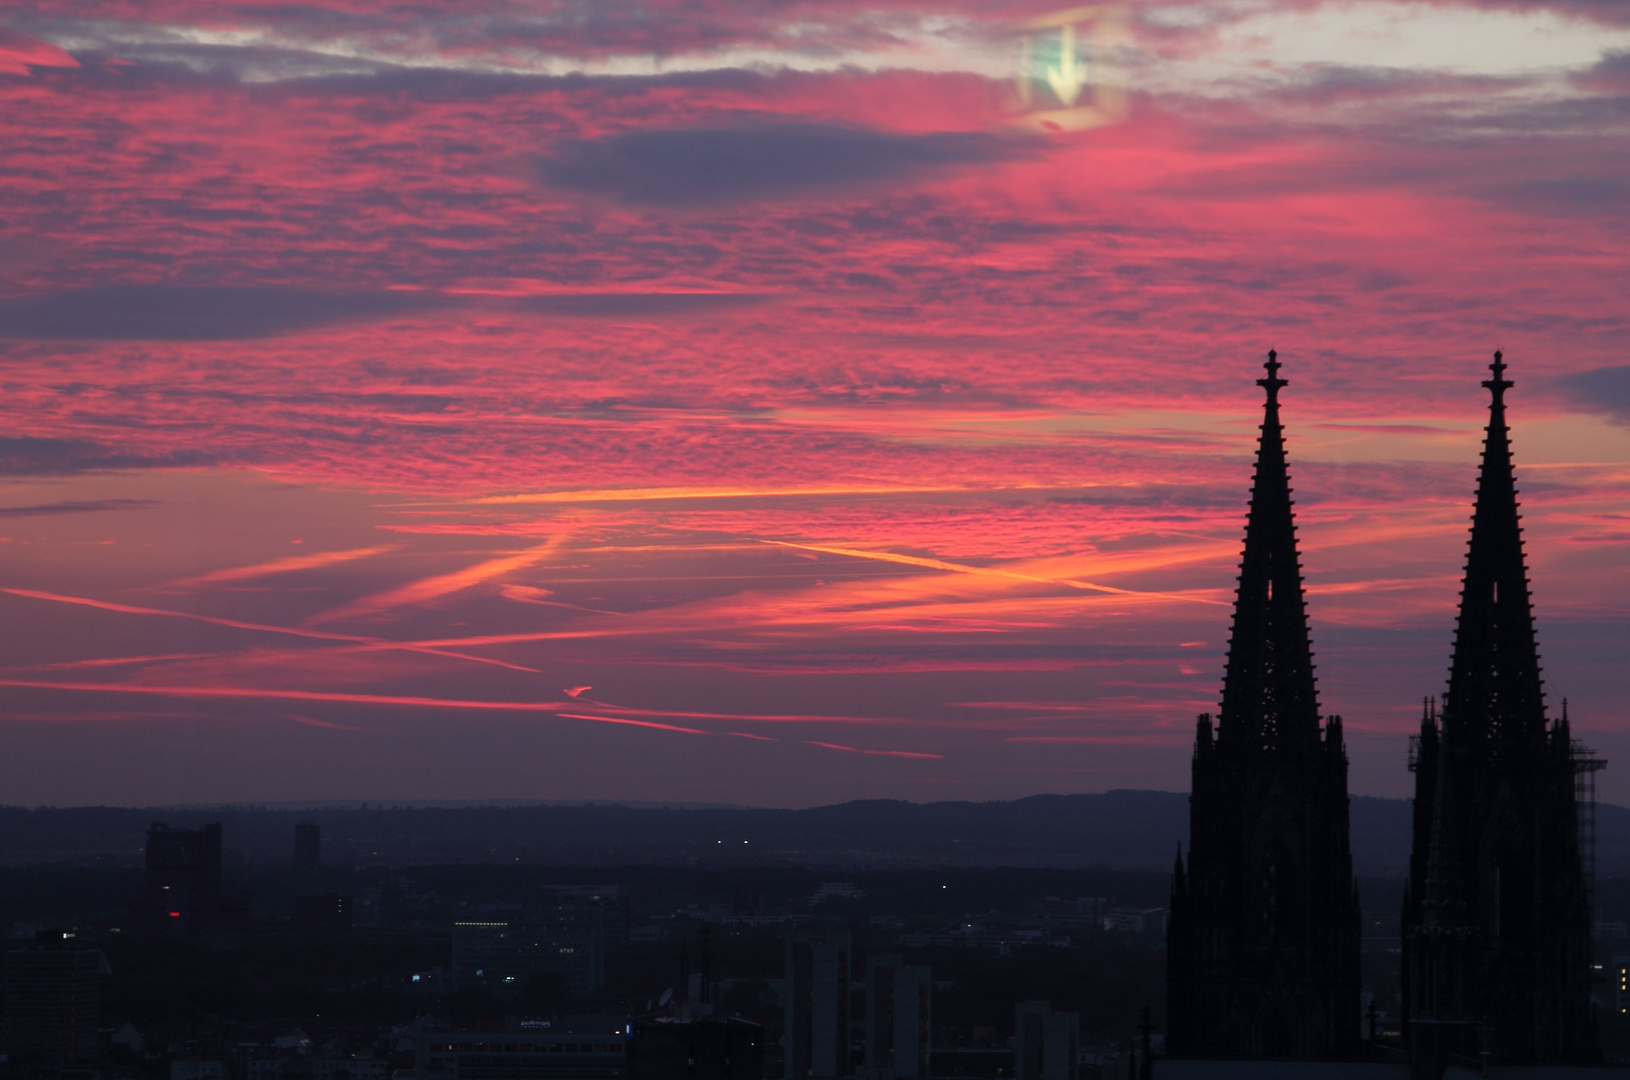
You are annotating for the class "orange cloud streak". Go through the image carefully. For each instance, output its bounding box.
[393,578,1215,654]
[167,545,396,588]
[761,540,1228,605]
[0,589,540,674]
[308,539,564,624]
[469,485,974,504]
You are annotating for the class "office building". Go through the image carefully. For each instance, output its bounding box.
[861,955,930,1079]
[294,894,353,934]
[1014,1002,1078,1080]
[454,898,611,997]
[628,1016,764,1080]
[294,820,321,869]
[416,1016,630,1080]
[3,935,109,1064]
[784,930,852,1079]
[143,821,224,932]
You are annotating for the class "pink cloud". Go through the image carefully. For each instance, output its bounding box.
[0,30,79,77]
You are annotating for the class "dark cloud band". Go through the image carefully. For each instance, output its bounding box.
[538,122,1026,207]
[0,499,160,516]
[0,286,452,341]
[0,286,775,340]
[0,437,238,476]
[1556,365,1630,422]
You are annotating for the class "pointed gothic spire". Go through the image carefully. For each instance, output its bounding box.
[1217,349,1320,750]
[1444,350,1546,744]
[1403,353,1597,1068]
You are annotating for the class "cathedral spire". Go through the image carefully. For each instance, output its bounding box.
[1444,350,1546,745]
[1217,349,1320,750]
[1168,351,1360,1060]
[1402,352,1597,1070]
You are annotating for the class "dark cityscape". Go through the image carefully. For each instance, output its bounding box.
[5,0,1630,1076]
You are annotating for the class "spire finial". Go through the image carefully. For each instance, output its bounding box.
[1258,348,1286,403]
[1483,349,1511,404]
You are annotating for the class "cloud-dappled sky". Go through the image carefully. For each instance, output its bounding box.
[1,0,1628,807]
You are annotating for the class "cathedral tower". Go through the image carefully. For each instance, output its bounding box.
[1402,353,1597,1075]
[1167,351,1362,1058]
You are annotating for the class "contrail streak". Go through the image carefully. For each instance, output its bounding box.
[308,538,564,625]
[469,485,968,505]
[554,712,710,735]
[760,541,1228,605]
[0,680,707,734]
[4,652,212,672]
[804,740,943,759]
[0,589,540,673]
[165,546,396,588]
[0,675,929,734]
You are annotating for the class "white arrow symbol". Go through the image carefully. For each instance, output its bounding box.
[1046,24,1090,107]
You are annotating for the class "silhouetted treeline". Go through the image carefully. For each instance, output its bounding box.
[0,791,1402,873]
[6,792,1630,877]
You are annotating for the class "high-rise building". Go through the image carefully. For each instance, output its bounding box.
[417,1016,631,1080]
[294,820,320,869]
[452,917,600,997]
[294,894,353,934]
[541,885,629,952]
[1166,351,1362,1058]
[452,895,614,997]
[629,1016,764,1080]
[784,930,852,1079]
[3,934,109,1065]
[1014,1001,1078,1080]
[861,955,930,1078]
[1401,353,1598,1073]
[143,821,223,932]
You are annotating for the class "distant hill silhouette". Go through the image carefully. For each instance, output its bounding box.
[2,791,1627,878]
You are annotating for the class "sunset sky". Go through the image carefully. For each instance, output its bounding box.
[1,0,1627,808]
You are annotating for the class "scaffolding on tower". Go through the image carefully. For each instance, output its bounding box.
[1570,717,1607,923]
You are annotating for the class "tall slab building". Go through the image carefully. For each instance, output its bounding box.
[1167,352,1361,1058]
[784,930,852,1079]
[1401,353,1597,1074]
